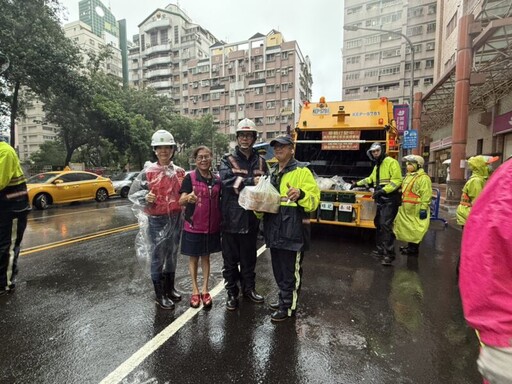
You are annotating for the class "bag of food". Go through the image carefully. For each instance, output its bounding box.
[238,175,281,213]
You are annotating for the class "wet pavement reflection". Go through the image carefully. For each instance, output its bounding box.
[0,206,481,383]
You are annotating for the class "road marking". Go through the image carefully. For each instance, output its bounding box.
[99,244,268,384]
[20,224,139,256]
[27,203,131,222]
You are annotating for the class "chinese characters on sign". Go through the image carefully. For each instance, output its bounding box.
[321,131,361,150]
[393,104,409,133]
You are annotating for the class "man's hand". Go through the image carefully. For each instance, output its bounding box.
[286,182,301,202]
[419,210,428,220]
[372,189,385,200]
[146,190,156,204]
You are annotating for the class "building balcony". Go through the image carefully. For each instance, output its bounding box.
[148,80,172,89]
[145,44,171,56]
[144,56,172,67]
[145,68,172,78]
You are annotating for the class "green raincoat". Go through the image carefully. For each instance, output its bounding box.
[456,156,490,226]
[393,168,432,244]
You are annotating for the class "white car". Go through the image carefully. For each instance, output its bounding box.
[111,172,139,198]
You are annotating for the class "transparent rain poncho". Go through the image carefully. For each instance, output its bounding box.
[128,161,184,279]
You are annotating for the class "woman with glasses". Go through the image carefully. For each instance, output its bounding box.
[179,146,221,308]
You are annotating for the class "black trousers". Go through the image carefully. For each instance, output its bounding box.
[221,231,258,296]
[0,210,29,291]
[270,248,304,315]
[374,198,400,255]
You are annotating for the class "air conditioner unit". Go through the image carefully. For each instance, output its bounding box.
[478,111,492,126]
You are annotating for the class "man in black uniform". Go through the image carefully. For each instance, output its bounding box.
[219,118,268,310]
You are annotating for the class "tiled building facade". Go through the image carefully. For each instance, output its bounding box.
[342,0,437,105]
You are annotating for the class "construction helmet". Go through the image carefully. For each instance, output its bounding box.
[236,118,258,134]
[403,154,425,168]
[151,129,176,147]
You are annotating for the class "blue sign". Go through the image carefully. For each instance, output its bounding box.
[403,129,418,149]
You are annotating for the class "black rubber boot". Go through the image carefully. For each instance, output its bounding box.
[153,281,175,310]
[164,273,182,302]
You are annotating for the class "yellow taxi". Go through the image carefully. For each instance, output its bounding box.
[26,170,115,210]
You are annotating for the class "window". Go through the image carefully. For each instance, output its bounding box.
[150,32,158,46]
[266,116,276,124]
[266,85,276,93]
[345,88,360,95]
[347,5,362,14]
[366,18,379,27]
[346,56,360,65]
[446,12,458,37]
[405,44,422,54]
[160,29,168,44]
[266,53,275,61]
[407,26,423,36]
[405,62,422,71]
[255,87,264,95]
[382,48,401,58]
[266,69,276,77]
[379,65,400,76]
[476,139,483,155]
[425,59,434,69]
[381,12,402,24]
[281,83,289,92]
[424,77,433,85]
[427,4,437,15]
[346,39,362,49]
[211,92,221,100]
[212,107,220,115]
[427,22,436,33]
[266,101,276,109]
[281,52,288,60]
[174,25,179,44]
[345,73,360,80]
[365,35,380,45]
[426,42,435,51]
[281,68,288,76]
[254,102,263,110]
[408,7,424,18]
[365,52,380,61]
[365,69,379,77]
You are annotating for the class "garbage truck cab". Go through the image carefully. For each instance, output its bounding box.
[293,97,399,228]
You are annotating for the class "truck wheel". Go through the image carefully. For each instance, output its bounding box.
[95,188,108,202]
[34,193,51,210]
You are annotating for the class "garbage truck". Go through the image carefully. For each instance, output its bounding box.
[293,97,399,229]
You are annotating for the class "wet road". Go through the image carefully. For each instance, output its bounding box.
[0,200,481,383]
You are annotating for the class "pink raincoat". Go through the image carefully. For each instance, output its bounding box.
[459,159,512,348]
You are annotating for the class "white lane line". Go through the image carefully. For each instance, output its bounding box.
[100,244,268,384]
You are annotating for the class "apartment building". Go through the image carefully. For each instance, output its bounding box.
[342,0,437,105]
[16,0,125,162]
[129,4,313,143]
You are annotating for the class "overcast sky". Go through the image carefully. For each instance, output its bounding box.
[59,0,344,101]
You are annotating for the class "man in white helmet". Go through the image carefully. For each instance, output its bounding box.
[354,142,402,266]
[393,155,432,256]
[128,129,185,310]
[219,118,268,311]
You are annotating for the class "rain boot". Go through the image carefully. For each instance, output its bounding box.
[164,273,182,302]
[153,281,175,310]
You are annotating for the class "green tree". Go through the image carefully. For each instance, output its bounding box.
[30,139,67,168]
[0,0,82,146]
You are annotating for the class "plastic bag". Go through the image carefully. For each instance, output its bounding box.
[238,175,281,213]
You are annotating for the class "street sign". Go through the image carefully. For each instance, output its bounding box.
[402,129,418,149]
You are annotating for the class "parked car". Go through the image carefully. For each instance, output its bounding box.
[26,170,116,210]
[111,171,140,198]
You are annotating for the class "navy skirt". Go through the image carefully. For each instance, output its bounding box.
[181,230,221,257]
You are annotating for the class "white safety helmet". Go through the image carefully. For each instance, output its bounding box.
[366,142,382,160]
[403,154,425,168]
[151,129,176,147]
[236,118,258,134]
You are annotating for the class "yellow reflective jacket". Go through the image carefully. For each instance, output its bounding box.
[356,155,402,194]
[456,161,489,226]
[0,142,29,212]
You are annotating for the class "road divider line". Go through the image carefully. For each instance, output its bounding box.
[20,224,139,256]
[100,244,268,384]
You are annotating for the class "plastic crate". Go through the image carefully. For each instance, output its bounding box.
[337,192,356,203]
[320,191,337,201]
[337,203,354,222]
